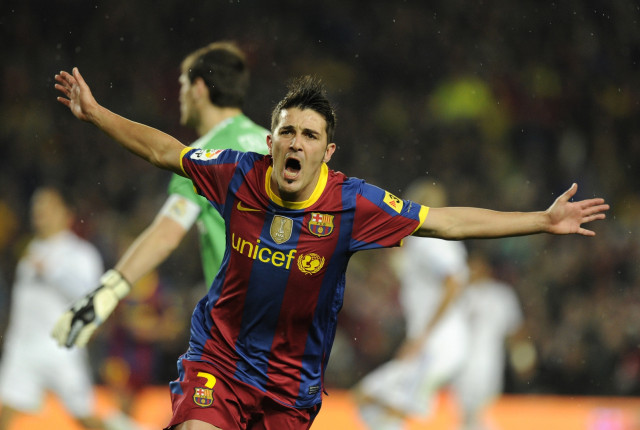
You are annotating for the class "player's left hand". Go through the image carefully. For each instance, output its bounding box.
[545,183,609,236]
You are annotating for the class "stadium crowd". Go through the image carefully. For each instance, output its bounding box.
[1,0,639,398]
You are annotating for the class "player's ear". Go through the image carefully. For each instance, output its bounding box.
[192,77,208,100]
[266,135,273,155]
[323,142,336,163]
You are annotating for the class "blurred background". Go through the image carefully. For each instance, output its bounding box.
[1,0,639,414]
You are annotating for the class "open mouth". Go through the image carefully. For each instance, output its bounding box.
[284,158,301,180]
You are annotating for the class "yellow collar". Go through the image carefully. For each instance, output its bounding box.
[265,163,328,209]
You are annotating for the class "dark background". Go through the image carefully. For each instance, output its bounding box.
[1,0,639,396]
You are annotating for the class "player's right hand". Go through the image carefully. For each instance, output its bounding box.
[54,67,98,122]
[52,269,131,348]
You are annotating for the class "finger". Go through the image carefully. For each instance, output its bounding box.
[54,83,69,96]
[582,213,606,224]
[59,70,75,87]
[579,198,606,208]
[56,97,71,107]
[54,75,70,93]
[582,204,609,216]
[560,183,578,201]
[72,67,86,87]
[578,227,595,237]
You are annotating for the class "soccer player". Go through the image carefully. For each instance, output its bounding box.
[113,41,268,290]
[354,180,472,430]
[0,187,135,430]
[451,250,533,430]
[52,67,608,430]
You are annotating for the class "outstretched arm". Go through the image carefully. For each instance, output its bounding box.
[415,183,608,239]
[115,209,190,285]
[55,67,187,175]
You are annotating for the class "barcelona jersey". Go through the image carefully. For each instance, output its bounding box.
[176,148,428,408]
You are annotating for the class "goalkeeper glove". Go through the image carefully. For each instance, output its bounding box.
[52,269,131,348]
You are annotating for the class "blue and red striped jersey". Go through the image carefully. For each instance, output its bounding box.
[177,148,428,408]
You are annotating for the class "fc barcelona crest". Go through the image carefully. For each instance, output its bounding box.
[193,387,214,407]
[309,213,334,237]
[270,215,293,244]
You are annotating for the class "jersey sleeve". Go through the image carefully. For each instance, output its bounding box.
[169,118,268,203]
[349,181,429,252]
[180,148,242,209]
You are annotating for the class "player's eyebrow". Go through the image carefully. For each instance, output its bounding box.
[302,127,320,138]
[280,124,321,138]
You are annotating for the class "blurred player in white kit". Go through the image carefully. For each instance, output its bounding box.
[452,250,534,430]
[354,180,471,430]
[0,187,140,430]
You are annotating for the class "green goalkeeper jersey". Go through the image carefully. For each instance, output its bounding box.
[168,114,269,287]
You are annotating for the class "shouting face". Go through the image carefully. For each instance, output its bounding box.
[267,107,336,202]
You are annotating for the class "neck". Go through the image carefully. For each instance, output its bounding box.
[266,164,327,208]
[196,106,242,137]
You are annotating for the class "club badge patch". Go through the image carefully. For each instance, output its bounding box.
[308,212,334,237]
[383,191,403,214]
[193,387,214,407]
[270,215,293,244]
[297,253,325,275]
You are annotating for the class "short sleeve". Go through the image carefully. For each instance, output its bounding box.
[349,181,428,252]
[180,148,241,207]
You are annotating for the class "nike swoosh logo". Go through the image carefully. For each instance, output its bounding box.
[237,201,261,212]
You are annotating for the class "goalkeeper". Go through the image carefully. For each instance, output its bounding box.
[54,41,268,348]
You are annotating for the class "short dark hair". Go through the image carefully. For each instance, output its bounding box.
[181,41,249,108]
[270,76,337,143]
